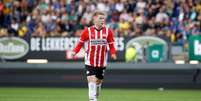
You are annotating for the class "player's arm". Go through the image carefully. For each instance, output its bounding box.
[72,28,89,56]
[107,28,117,60]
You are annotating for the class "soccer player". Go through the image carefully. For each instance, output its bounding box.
[72,11,117,101]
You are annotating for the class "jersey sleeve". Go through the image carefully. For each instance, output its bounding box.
[73,28,89,54]
[107,28,116,55]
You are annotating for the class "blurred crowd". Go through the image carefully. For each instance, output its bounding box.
[0,0,201,45]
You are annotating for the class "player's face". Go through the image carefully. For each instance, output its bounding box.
[94,15,105,27]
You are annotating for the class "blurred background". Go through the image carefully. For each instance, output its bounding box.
[0,0,201,90]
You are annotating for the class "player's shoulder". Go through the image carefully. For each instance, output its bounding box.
[103,25,112,30]
[84,26,95,31]
[105,26,113,33]
[81,27,89,36]
[83,26,89,30]
[83,26,92,32]
[103,25,110,29]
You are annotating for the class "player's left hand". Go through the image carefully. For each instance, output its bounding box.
[111,54,117,60]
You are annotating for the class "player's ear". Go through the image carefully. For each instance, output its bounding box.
[93,15,97,20]
[92,16,97,24]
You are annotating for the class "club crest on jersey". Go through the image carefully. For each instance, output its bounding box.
[90,39,107,45]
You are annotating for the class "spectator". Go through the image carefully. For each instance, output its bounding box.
[155,6,169,23]
[0,0,200,46]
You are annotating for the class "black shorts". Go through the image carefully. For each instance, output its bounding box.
[85,65,106,80]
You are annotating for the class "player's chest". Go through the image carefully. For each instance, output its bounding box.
[89,31,107,45]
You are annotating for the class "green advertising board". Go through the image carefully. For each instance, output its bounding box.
[147,44,164,62]
[189,35,201,61]
[0,37,29,59]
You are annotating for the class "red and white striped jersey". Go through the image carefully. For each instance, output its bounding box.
[73,26,116,67]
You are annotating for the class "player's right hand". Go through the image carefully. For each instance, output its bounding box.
[72,51,76,57]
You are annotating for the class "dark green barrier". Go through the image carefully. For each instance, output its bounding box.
[189,35,201,61]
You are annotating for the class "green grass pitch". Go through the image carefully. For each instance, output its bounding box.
[0,87,201,101]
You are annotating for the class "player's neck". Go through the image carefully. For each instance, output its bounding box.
[94,24,103,30]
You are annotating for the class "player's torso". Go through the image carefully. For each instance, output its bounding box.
[85,26,109,67]
[89,26,107,46]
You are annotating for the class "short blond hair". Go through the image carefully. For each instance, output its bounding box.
[93,10,105,17]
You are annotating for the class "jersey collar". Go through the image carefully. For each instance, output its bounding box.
[94,25,103,31]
